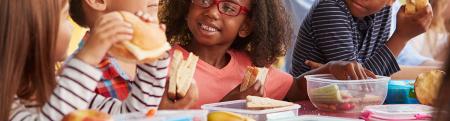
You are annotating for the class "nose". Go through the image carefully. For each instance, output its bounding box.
[203,4,220,21]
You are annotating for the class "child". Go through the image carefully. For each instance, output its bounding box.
[291,0,433,77]
[0,0,168,120]
[158,0,374,108]
[69,0,164,100]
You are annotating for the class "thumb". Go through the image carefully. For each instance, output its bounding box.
[305,60,323,69]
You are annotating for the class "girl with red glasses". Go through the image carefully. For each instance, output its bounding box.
[158,0,295,109]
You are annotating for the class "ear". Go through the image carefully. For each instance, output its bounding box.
[84,0,108,11]
[238,19,252,38]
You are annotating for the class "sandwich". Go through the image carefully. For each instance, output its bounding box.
[405,0,429,14]
[246,96,294,109]
[168,50,199,100]
[240,67,269,92]
[415,70,445,106]
[108,11,171,63]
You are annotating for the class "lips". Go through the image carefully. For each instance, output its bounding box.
[351,0,368,11]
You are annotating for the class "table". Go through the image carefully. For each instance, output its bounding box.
[297,101,361,119]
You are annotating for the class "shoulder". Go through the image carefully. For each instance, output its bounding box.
[309,0,351,24]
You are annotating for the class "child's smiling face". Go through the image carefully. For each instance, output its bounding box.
[346,0,395,18]
[186,0,252,46]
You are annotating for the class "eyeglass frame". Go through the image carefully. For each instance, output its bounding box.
[191,0,250,16]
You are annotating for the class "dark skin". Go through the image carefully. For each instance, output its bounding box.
[168,0,381,104]
[185,0,256,101]
[159,0,255,108]
[346,0,433,57]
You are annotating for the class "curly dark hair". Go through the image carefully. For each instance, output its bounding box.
[160,0,292,67]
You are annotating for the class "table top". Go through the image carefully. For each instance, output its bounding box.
[297,101,361,119]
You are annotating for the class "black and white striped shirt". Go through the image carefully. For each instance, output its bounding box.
[9,57,169,121]
[291,0,400,77]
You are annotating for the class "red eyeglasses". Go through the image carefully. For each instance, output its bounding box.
[191,0,250,16]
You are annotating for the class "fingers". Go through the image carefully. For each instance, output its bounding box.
[346,63,358,80]
[305,60,323,69]
[96,22,133,43]
[364,69,377,79]
[177,83,198,108]
[135,11,158,23]
[247,81,262,94]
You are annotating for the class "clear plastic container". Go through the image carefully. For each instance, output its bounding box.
[305,74,390,113]
[360,104,433,121]
[201,100,301,121]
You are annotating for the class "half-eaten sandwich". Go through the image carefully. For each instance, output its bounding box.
[108,11,171,63]
[168,50,199,100]
[240,67,269,92]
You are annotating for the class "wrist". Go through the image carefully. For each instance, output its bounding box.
[392,30,413,43]
[75,50,100,66]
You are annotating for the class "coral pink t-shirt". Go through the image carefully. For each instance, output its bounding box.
[170,45,293,109]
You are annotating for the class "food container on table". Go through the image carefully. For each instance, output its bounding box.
[385,80,419,104]
[360,104,433,121]
[112,110,207,121]
[201,100,301,121]
[306,74,390,113]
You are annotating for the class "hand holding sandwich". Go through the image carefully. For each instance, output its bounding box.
[76,11,166,65]
[388,1,433,56]
[221,80,265,102]
[76,12,133,65]
[159,81,199,109]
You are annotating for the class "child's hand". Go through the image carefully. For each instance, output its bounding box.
[75,12,133,65]
[306,60,376,80]
[395,4,433,41]
[159,82,199,109]
[221,81,265,102]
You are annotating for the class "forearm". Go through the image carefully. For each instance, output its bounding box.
[387,32,410,57]
[285,65,329,102]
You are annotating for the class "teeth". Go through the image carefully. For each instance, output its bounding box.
[200,24,218,32]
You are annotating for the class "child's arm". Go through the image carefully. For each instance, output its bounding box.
[387,5,433,57]
[9,58,103,121]
[89,56,169,113]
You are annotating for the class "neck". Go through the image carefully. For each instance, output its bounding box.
[185,41,232,69]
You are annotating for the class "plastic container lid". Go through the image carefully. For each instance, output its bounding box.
[201,100,301,120]
[281,115,363,121]
[360,104,433,120]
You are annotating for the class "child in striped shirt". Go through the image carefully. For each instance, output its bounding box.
[0,0,169,120]
[291,0,433,78]
[68,0,166,101]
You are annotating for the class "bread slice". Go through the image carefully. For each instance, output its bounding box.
[176,52,199,98]
[240,67,269,92]
[168,50,183,99]
[415,70,445,106]
[246,96,293,109]
[167,50,199,99]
